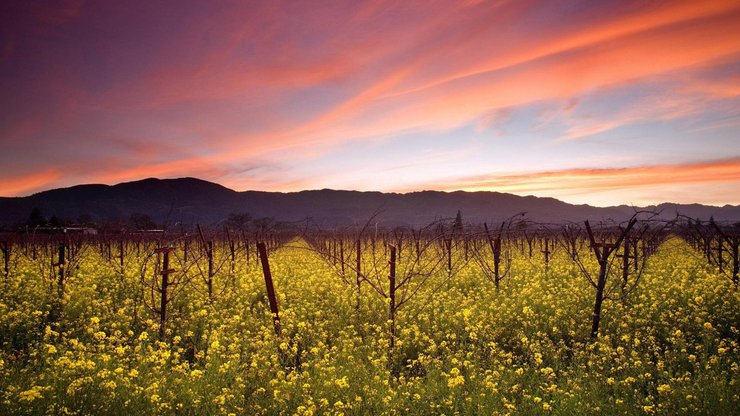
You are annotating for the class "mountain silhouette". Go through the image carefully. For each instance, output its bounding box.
[1,177,738,229]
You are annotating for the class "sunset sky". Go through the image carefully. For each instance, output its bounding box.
[1,0,739,206]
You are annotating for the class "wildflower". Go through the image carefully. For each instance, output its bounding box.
[19,386,43,402]
[335,376,349,389]
[447,367,465,388]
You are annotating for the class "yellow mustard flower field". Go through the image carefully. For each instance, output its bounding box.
[0,236,737,415]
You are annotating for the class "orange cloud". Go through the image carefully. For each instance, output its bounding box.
[0,169,61,196]
[412,158,740,206]
[202,2,740,162]
[2,0,739,202]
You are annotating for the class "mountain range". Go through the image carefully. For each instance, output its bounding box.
[1,177,738,229]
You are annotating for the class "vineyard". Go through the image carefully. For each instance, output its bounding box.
[0,216,738,415]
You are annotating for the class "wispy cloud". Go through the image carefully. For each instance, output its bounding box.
[406,158,740,206]
[0,169,61,196]
[1,1,739,204]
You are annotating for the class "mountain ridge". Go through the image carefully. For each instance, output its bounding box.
[1,177,738,228]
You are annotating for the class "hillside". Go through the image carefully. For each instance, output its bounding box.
[1,177,738,228]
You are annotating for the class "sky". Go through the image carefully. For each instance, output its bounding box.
[1,0,739,207]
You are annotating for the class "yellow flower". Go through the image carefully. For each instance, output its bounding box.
[18,386,43,402]
[447,367,465,388]
[335,376,349,389]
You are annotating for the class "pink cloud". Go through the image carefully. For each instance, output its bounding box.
[0,169,61,196]
[408,158,740,206]
[2,0,739,201]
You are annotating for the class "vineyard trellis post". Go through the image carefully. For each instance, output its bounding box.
[2,240,10,280]
[388,245,396,350]
[155,246,174,341]
[118,240,124,275]
[355,239,361,313]
[56,241,66,297]
[257,242,281,337]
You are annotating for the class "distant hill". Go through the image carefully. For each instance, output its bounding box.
[1,177,739,229]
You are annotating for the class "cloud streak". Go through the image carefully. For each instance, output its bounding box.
[0,0,739,205]
[411,158,740,206]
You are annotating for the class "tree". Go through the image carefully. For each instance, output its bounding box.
[26,207,46,228]
[130,213,156,230]
[452,210,463,234]
[226,212,252,230]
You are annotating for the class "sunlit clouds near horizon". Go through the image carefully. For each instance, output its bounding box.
[1,0,739,206]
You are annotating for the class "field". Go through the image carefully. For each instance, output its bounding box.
[0,233,738,415]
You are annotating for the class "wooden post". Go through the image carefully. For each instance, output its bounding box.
[445,238,452,272]
[356,239,361,313]
[717,237,724,273]
[340,239,345,275]
[590,243,610,339]
[207,240,214,301]
[57,242,66,297]
[732,238,739,288]
[229,240,235,272]
[158,247,173,341]
[118,240,124,274]
[633,238,639,272]
[542,238,550,268]
[484,223,503,289]
[620,238,631,288]
[257,242,281,336]
[183,238,189,263]
[2,241,9,279]
[389,246,396,350]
